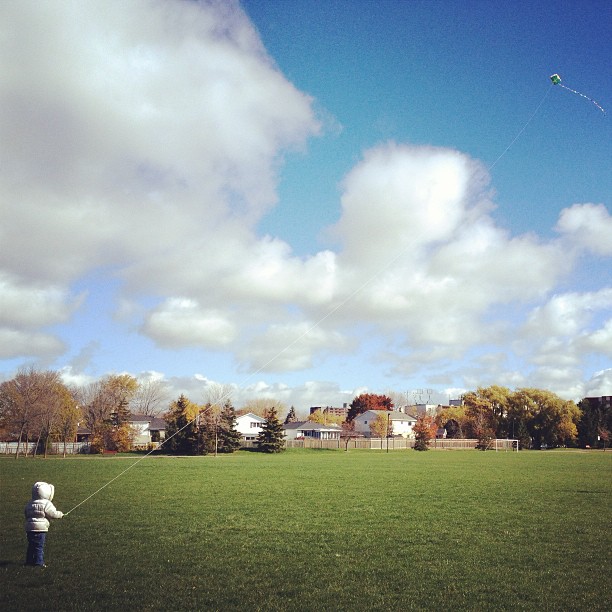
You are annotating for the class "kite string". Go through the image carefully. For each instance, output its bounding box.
[488,85,553,170]
[64,458,145,516]
[65,89,549,515]
[63,405,213,515]
[66,80,569,516]
[64,248,411,515]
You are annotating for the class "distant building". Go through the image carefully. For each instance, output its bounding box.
[309,404,349,419]
[583,396,611,410]
[414,404,440,416]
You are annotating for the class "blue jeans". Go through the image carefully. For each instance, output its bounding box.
[26,531,46,566]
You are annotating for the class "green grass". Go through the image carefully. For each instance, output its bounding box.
[1,449,611,611]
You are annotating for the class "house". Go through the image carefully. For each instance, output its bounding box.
[283,421,342,440]
[128,414,166,446]
[353,410,418,438]
[76,426,92,442]
[235,413,267,441]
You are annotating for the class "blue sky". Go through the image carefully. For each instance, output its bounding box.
[1,0,610,412]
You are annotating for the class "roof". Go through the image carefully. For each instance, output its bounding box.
[283,421,306,430]
[128,413,155,423]
[149,417,166,430]
[355,410,417,421]
[128,414,167,428]
[236,412,266,422]
[284,421,341,431]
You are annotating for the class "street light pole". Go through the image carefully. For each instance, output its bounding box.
[386,412,390,453]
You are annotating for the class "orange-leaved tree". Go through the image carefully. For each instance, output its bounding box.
[346,393,393,422]
[413,414,437,451]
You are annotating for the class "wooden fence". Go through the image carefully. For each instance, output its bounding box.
[1,439,517,454]
[241,438,517,451]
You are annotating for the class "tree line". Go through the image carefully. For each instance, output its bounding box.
[341,387,609,450]
[0,368,157,456]
[1,368,608,456]
[0,367,287,456]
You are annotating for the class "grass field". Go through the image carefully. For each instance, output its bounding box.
[1,449,611,611]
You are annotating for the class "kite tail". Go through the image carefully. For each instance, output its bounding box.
[558,84,606,113]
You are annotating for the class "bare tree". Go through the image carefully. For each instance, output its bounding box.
[73,379,108,436]
[73,374,138,451]
[203,382,234,411]
[239,398,286,418]
[1,367,52,458]
[131,377,170,416]
[32,370,65,458]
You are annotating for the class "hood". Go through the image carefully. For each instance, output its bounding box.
[31,481,54,501]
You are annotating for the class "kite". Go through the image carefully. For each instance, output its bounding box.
[550,74,605,113]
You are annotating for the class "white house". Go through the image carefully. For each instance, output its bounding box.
[353,410,418,438]
[235,413,267,441]
[283,421,341,440]
[128,414,166,447]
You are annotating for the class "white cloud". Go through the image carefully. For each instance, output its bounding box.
[239,322,351,372]
[143,298,237,349]
[319,143,570,356]
[0,273,83,328]
[0,329,65,360]
[520,289,612,370]
[0,1,609,402]
[59,366,97,389]
[332,143,491,268]
[584,369,612,397]
[575,319,612,356]
[0,0,319,360]
[524,289,612,338]
[556,203,612,256]
[526,366,587,401]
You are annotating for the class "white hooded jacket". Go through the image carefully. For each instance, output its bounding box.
[24,481,63,532]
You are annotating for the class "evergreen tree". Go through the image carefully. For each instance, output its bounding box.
[256,407,285,453]
[217,400,242,453]
[516,419,531,450]
[112,398,131,427]
[284,406,298,424]
[165,394,199,454]
[578,397,611,449]
[196,404,217,455]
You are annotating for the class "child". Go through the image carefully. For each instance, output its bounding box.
[24,481,63,567]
